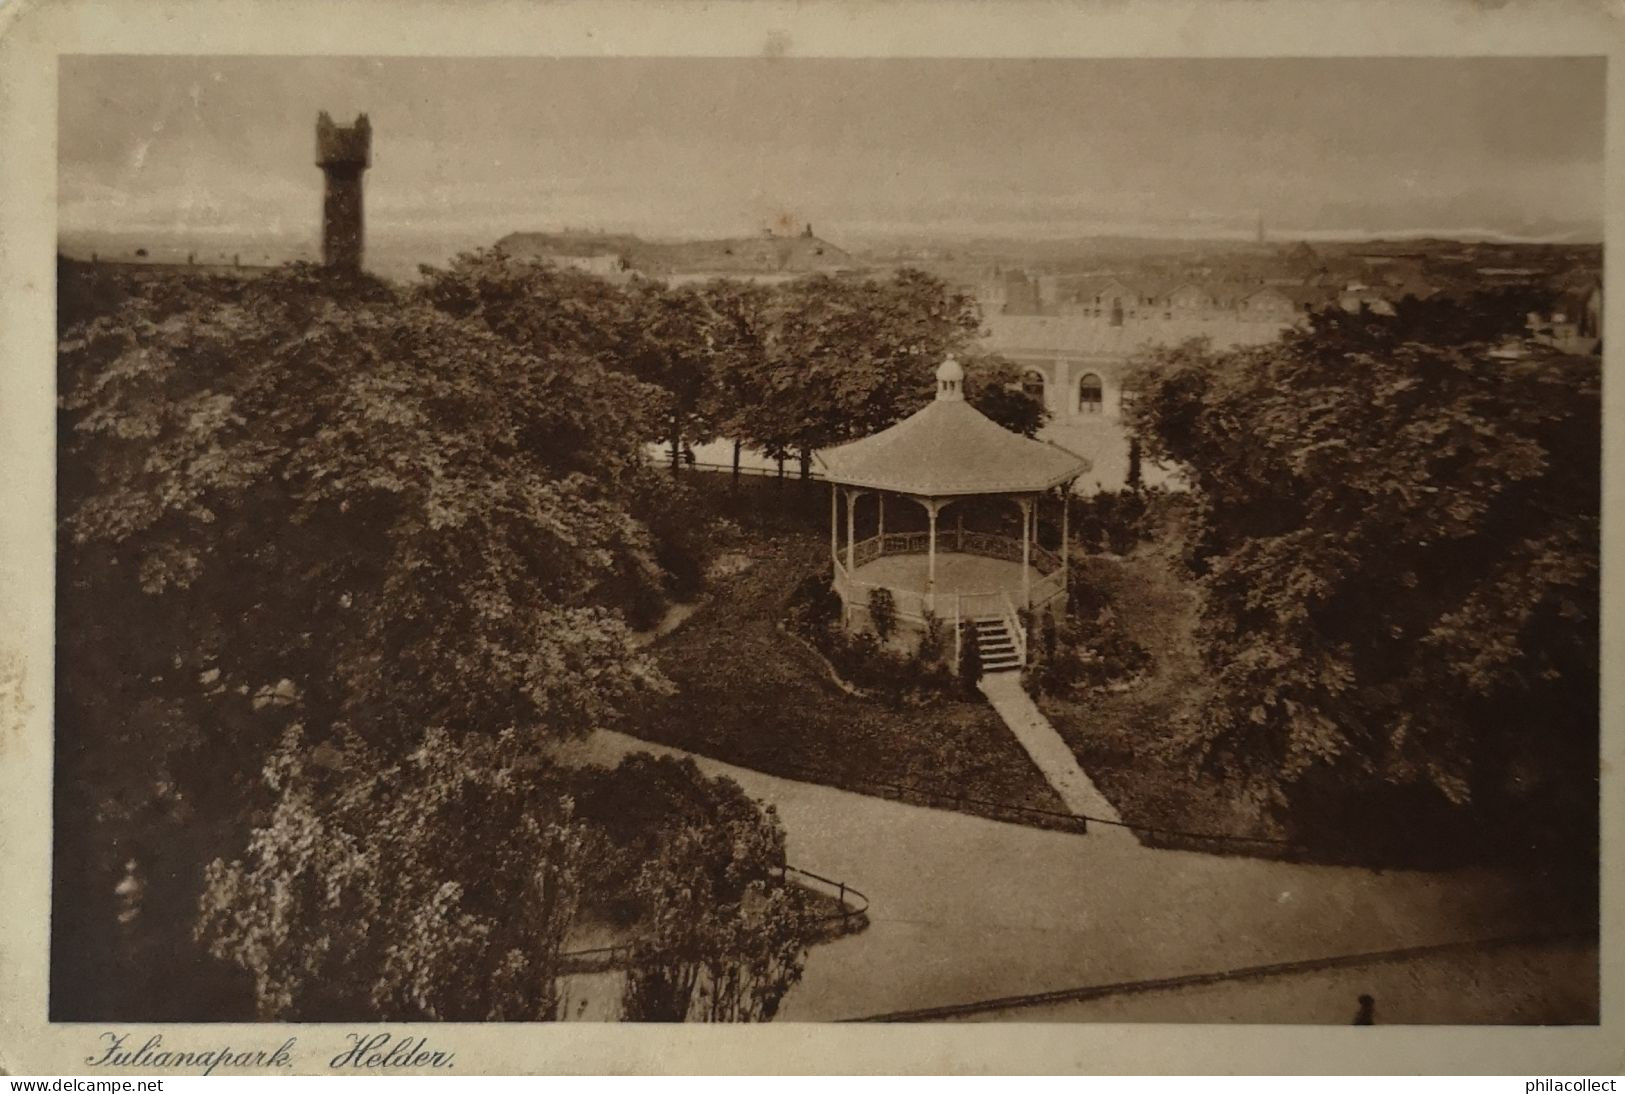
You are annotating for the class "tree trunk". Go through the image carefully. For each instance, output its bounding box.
[669,412,682,478]
[798,447,812,483]
[732,439,742,489]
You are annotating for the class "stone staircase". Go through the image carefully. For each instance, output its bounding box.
[973,618,1022,674]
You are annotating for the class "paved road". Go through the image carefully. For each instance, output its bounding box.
[941,936,1599,1024]
[558,730,1589,1023]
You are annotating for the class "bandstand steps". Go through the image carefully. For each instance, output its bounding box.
[973,620,1022,673]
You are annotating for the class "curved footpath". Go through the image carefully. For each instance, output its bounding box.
[558,729,1593,1023]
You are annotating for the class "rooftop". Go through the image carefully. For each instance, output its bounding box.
[982,312,1292,358]
[496,228,853,276]
[815,357,1089,497]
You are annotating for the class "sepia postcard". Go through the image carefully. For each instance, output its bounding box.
[1,0,1622,1076]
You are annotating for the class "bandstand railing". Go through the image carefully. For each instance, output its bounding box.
[1001,592,1027,665]
[845,532,1062,576]
[833,554,933,624]
[834,526,1068,661]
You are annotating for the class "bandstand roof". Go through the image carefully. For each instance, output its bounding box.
[814,357,1090,497]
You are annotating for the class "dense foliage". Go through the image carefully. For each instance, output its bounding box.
[583,756,810,1022]
[421,252,1047,481]
[59,262,669,751]
[198,727,589,1021]
[1026,603,1153,699]
[733,269,1046,471]
[1126,293,1600,857]
[53,258,810,1019]
[783,572,957,704]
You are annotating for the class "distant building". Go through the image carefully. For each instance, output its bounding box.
[1527,276,1603,355]
[982,311,1291,490]
[495,224,855,282]
[984,267,1338,326]
[1336,284,1399,315]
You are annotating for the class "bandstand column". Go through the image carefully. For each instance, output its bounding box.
[926,500,939,609]
[1019,496,1033,609]
[1061,482,1071,604]
[878,494,886,541]
[845,488,859,573]
[830,484,838,561]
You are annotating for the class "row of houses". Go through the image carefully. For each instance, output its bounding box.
[980,267,1429,324]
[495,224,855,283]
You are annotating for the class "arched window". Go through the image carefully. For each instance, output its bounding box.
[1022,369,1046,401]
[1079,373,1104,414]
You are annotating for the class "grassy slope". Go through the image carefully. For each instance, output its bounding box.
[1038,548,1292,854]
[626,484,1072,827]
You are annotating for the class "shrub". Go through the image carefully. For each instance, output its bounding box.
[1036,610,1153,696]
[1041,613,1059,662]
[573,755,813,1022]
[867,587,898,642]
[917,609,948,665]
[197,727,589,1022]
[958,629,982,694]
[784,573,840,639]
[631,476,710,599]
[1068,575,1108,618]
[1067,487,1174,556]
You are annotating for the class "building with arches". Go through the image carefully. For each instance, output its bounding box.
[983,311,1291,489]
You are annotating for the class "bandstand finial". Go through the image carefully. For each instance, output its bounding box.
[936,355,965,401]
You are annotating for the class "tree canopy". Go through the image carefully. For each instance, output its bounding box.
[52,258,811,1020]
[424,255,1048,478]
[58,262,670,753]
[726,270,1046,472]
[1126,293,1599,856]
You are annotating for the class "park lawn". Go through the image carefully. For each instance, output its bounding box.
[625,508,1073,829]
[1037,548,1293,855]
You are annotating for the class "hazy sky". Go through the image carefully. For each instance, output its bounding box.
[59,55,1606,247]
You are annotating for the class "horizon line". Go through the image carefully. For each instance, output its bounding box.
[57,222,1605,250]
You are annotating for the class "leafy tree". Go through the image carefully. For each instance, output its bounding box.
[58,263,667,754]
[1126,295,1599,857]
[727,271,1046,479]
[414,248,640,371]
[197,727,588,1021]
[694,280,777,485]
[605,758,812,1022]
[961,350,1050,438]
[621,280,728,475]
[55,259,805,1020]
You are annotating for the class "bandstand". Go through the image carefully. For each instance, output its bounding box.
[814,356,1090,672]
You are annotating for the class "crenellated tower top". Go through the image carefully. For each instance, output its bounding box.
[316,111,371,169]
